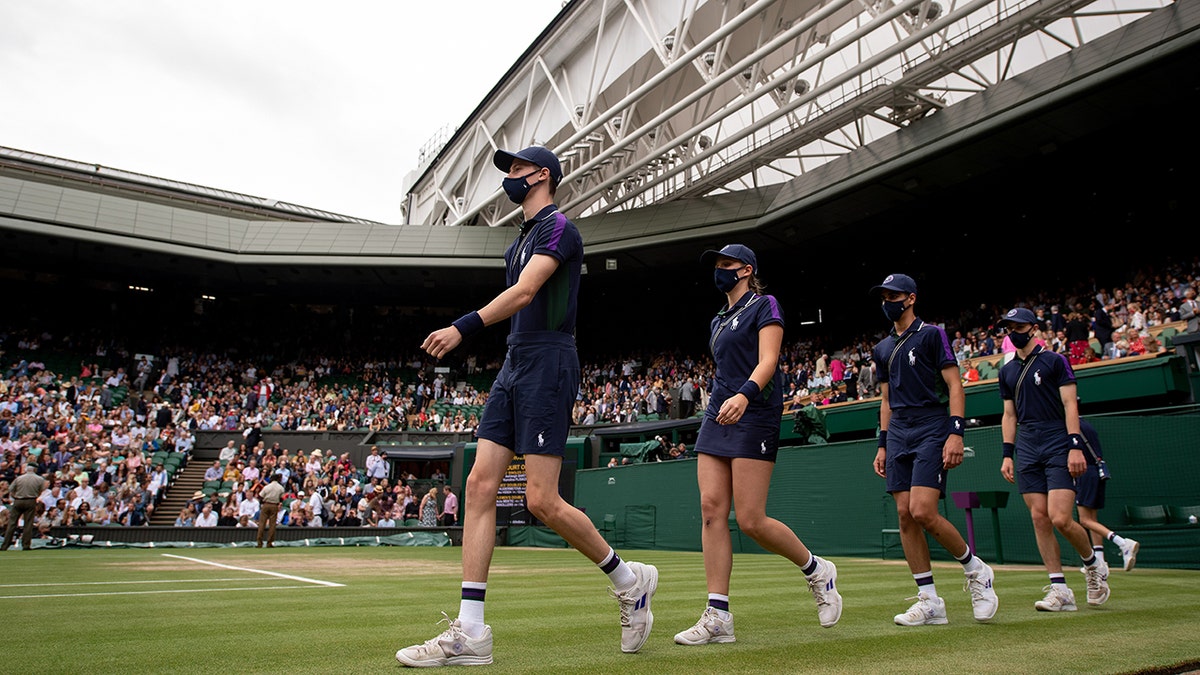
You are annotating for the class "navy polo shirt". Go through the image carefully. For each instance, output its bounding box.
[708,291,785,410]
[504,205,583,335]
[871,317,956,411]
[997,344,1077,422]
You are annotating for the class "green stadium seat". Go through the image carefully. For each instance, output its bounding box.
[1168,504,1200,524]
[599,513,616,543]
[1125,504,1169,525]
[1159,326,1178,350]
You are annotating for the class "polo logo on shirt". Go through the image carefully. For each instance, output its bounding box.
[908,349,917,366]
[1033,370,1042,386]
[537,432,545,447]
[731,317,740,330]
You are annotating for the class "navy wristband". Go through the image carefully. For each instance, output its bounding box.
[737,380,761,401]
[451,311,484,338]
[1068,433,1085,450]
[948,415,965,436]
[1002,442,1015,458]
[877,430,887,448]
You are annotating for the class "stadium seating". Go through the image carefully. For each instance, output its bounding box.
[1168,504,1200,524]
[1125,504,1169,526]
[1158,326,1178,349]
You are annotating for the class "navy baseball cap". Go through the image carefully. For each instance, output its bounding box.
[998,307,1038,327]
[493,146,563,187]
[700,244,758,271]
[870,273,918,296]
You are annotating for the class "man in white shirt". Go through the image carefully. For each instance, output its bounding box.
[218,440,238,463]
[175,429,195,454]
[105,368,126,387]
[39,483,65,511]
[308,490,325,523]
[195,503,218,527]
[366,447,388,481]
[238,492,260,521]
[75,475,95,505]
[148,464,169,497]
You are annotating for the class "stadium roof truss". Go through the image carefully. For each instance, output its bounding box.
[406,0,1171,230]
[0,0,1192,279]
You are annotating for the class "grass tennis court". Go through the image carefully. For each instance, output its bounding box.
[3,546,1197,674]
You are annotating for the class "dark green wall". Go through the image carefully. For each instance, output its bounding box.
[575,408,1200,568]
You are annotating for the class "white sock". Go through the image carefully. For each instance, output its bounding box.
[600,550,637,592]
[708,593,732,620]
[1108,532,1127,548]
[458,582,487,638]
[914,572,937,599]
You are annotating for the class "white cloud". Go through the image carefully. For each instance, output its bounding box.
[0,0,566,223]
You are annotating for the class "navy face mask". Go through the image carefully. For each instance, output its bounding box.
[502,169,542,204]
[1009,328,1035,349]
[882,299,908,322]
[714,265,746,293]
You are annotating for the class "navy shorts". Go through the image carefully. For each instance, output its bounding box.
[885,408,950,495]
[694,406,781,461]
[1015,422,1075,494]
[475,331,579,456]
[1074,464,1106,509]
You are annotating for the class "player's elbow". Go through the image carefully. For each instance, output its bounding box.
[510,285,537,309]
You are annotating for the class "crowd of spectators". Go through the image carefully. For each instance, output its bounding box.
[171,443,438,530]
[1,257,1196,531]
[569,258,1198,421]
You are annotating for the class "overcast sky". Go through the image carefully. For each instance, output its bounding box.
[1,0,566,224]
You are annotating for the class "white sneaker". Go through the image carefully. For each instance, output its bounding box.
[806,557,843,628]
[894,591,948,626]
[674,606,735,645]
[964,562,999,622]
[1121,538,1140,572]
[395,613,493,667]
[613,561,657,653]
[1083,561,1111,606]
[1034,585,1078,612]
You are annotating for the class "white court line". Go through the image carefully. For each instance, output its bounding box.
[0,585,312,599]
[0,578,259,588]
[162,553,345,587]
